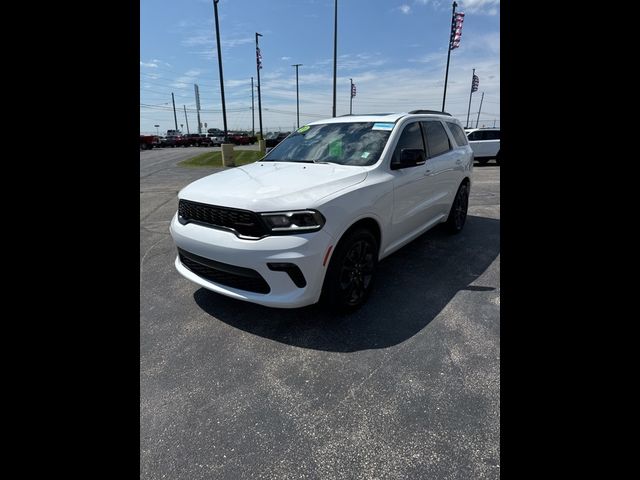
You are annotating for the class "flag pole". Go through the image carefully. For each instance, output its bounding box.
[442,1,457,112]
[349,78,353,115]
[475,91,484,128]
[466,68,475,128]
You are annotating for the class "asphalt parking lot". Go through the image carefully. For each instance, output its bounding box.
[140,147,500,479]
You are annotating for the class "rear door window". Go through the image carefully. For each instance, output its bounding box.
[392,122,426,166]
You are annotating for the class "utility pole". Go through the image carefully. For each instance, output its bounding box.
[212,0,228,141]
[349,78,353,115]
[183,105,190,134]
[475,91,484,128]
[292,64,302,129]
[332,0,338,117]
[256,32,264,138]
[171,92,178,131]
[251,76,255,136]
[465,68,475,128]
[194,84,202,134]
[493,119,496,128]
[442,1,458,112]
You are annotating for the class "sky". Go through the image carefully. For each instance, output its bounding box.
[140,0,500,135]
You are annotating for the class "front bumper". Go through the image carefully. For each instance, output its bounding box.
[170,213,335,308]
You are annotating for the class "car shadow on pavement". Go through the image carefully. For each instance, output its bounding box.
[193,215,500,352]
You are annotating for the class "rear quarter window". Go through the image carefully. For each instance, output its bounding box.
[421,121,452,158]
[446,122,468,146]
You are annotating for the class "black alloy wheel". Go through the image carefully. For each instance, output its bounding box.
[446,182,469,234]
[322,228,378,311]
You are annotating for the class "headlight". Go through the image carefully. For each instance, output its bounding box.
[260,210,325,234]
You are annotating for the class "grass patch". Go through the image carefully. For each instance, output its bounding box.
[179,150,265,168]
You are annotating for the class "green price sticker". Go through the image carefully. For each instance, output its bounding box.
[297,125,310,133]
[329,140,342,157]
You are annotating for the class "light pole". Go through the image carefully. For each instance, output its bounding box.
[212,0,228,141]
[332,0,338,117]
[183,105,190,134]
[154,124,159,136]
[256,32,264,139]
[292,64,302,129]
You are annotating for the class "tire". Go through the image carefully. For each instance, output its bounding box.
[495,151,500,165]
[445,182,470,234]
[477,158,489,165]
[321,228,378,311]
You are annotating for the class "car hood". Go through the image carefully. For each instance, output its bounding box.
[179,161,368,211]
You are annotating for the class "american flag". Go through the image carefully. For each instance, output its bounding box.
[472,74,479,92]
[256,47,263,70]
[449,12,465,50]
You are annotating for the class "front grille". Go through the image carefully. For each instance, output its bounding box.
[178,248,270,294]
[178,199,267,238]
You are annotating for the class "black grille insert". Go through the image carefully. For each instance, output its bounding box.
[178,248,270,294]
[178,199,267,238]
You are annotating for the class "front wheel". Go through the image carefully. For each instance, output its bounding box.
[321,228,378,311]
[445,182,470,234]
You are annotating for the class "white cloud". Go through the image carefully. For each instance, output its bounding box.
[399,4,411,14]
[140,61,158,68]
[281,56,292,61]
[415,0,499,14]
[222,37,253,48]
[182,35,213,47]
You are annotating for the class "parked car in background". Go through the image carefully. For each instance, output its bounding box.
[170,110,473,310]
[265,132,290,148]
[207,133,225,146]
[184,133,213,147]
[229,132,256,145]
[157,136,177,148]
[465,128,500,165]
[140,135,157,150]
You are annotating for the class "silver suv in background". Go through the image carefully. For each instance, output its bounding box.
[465,128,500,165]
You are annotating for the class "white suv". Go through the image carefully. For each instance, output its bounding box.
[170,111,474,310]
[465,128,500,165]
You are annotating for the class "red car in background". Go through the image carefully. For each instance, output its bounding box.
[140,135,158,150]
[228,132,257,145]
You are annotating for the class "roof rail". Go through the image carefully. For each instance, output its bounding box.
[408,109,452,116]
[339,112,394,117]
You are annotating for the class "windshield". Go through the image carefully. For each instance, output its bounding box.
[262,122,393,166]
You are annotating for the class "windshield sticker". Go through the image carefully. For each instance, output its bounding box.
[297,125,311,133]
[372,122,394,131]
[329,140,342,157]
[361,152,370,159]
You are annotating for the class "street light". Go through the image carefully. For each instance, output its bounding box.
[212,0,229,142]
[332,0,338,117]
[154,124,159,136]
[292,64,302,129]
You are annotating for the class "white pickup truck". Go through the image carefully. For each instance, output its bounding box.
[465,128,500,165]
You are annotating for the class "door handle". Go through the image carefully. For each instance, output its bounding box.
[424,169,432,176]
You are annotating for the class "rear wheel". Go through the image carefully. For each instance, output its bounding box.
[477,158,489,165]
[495,151,501,165]
[445,182,470,234]
[321,228,378,311]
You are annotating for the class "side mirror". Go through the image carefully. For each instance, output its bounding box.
[391,148,426,170]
